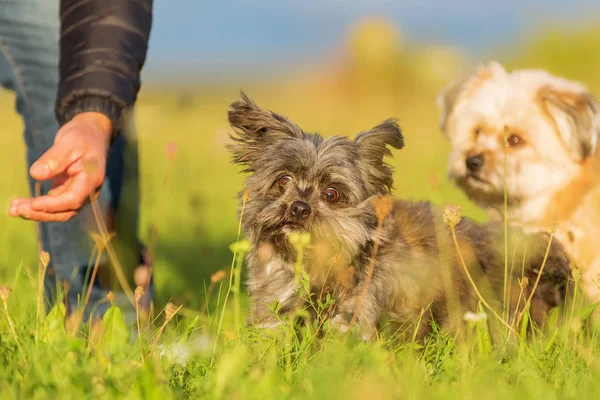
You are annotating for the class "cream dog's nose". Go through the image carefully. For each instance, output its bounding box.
[466,154,484,172]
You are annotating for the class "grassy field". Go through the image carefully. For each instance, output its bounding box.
[2,20,600,399]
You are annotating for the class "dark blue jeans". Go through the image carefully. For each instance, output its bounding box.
[0,0,150,322]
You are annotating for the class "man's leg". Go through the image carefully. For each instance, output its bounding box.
[0,0,149,323]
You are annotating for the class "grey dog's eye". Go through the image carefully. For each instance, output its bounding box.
[322,188,340,203]
[278,175,292,189]
[506,133,525,148]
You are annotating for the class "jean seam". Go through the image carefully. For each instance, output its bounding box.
[0,39,38,136]
[0,38,58,266]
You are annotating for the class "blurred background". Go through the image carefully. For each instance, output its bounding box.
[1,0,599,307]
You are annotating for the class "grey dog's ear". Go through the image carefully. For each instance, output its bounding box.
[227,91,304,166]
[538,86,600,161]
[354,119,404,195]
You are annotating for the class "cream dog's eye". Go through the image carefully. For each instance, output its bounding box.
[506,134,525,148]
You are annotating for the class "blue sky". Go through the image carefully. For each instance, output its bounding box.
[143,0,599,81]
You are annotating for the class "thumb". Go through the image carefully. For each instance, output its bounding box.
[30,136,82,181]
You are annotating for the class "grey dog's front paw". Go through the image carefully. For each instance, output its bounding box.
[330,314,350,333]
[330,314,375,341]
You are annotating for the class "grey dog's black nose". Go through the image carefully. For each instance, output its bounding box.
[466,154,484,173]
[290,201,311,219]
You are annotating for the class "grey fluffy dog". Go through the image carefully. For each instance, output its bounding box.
[227,92,574,342]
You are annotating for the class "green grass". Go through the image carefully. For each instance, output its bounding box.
[1,230,600,399]
[3,22,600,398]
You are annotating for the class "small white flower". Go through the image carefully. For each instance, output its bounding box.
[156,334,212,366]
[464,311,487,323]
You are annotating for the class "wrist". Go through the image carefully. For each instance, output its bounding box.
[71,112,113,143]
[56,94,124,139]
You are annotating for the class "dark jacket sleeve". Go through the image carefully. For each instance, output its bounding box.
[55,0,153,135]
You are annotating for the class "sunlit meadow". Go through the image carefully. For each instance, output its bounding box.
[1,18,600,399]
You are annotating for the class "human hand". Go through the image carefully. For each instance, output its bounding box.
[9,112,113,222]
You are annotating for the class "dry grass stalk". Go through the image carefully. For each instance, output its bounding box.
[1,285,27,365]
[345,195,393,336]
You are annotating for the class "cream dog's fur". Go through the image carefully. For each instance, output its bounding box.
[437,61,600,303]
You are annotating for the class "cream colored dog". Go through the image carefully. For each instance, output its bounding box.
[436,61,600,303]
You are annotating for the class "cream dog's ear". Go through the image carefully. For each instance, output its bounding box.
[538,86,600,161]
[436,77,469,133]
[436,61,507,134]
